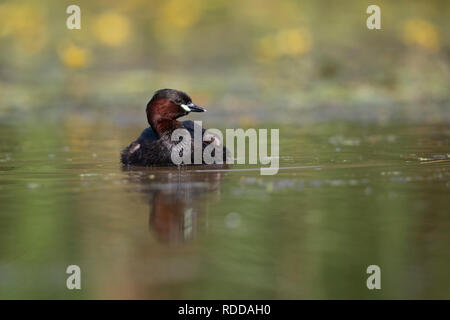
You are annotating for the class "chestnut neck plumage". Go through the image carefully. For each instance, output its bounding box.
[146,98,184,138]
[151,118,183,138]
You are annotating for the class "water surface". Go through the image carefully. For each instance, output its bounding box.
[0,118,449,299]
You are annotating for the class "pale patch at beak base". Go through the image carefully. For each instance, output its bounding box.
[180,104,191,112]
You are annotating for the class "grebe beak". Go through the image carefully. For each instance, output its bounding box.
[180,102,206,113]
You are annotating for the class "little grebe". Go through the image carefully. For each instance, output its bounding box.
[121,89,227,166]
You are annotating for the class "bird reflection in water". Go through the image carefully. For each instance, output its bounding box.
[123,166,225,243]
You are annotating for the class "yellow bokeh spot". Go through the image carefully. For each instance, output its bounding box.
[0,3,47,53]
[160,0,203,29]
[256,28,312,61]
[153,0,204,45]
[276,29,312,56]
[94,12,131,47]
[59,45,89,68]
[402,19,440,51]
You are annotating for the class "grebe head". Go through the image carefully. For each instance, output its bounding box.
[146,89,206,125]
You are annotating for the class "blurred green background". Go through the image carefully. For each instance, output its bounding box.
[0,0,449,299]
[0,0,448,122]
